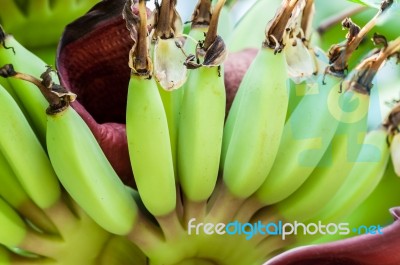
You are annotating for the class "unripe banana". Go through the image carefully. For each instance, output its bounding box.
[0,83,61,209]
[273,87,371,222]
[126,76,176,217]
[0,197,27,248]
[222,47,289,198]
[312,129,389,223]
[47,106,138,235]
[314,161,400,244]
[0,32,54,144]
[255,75,342,204]
[0,150,56,234]
[178,65,225,201]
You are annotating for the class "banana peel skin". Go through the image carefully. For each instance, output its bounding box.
[56,0,257,187]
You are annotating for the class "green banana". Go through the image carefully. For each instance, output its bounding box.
[178,66,226,202]
[127,76,176,217]
[0,63,138,235]
[0,150,57,234]
[125,0,176,217]
[47,105,138,235]
[222,46,289,198]
[0,197,27,248]
[177,0,226,202]
[0,82,61,209]
[263,33,397,221]
[273,87,370,222]
[0,31,54,145]
[311,128,389,223]
[313,161,400,244]
[255,74,342,205]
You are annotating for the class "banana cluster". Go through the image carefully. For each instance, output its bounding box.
[0,0,399,264]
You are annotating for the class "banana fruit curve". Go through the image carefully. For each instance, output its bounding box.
[0,31,55,145]
[313,161,400,244]
[0,197,27,248]
[0,150,57,234]
[222,47,289,198]
[0,83,61,210]
[127,76,176,217]
[311,129,389,224]
[255,74,342,205]
[177,0,226,203]
[272,85,371,223]
[178,65,226,202]
[47,105,138,235]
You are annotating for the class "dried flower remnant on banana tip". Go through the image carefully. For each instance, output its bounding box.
[150,0,188,89]
[0,64,77,114]
[278,0,318,83]
[325,0,394,80]
[189,0,212,28]
[123,0,152,77]
[182,0,228,70]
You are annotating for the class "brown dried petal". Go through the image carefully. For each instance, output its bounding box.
[203,35,227,67]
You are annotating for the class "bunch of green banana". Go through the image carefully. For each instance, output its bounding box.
[0,0,400,264]
[0,75,127,264]
[221,0,300,201]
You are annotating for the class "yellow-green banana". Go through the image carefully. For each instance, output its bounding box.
[272,85,371,222]
[0,150,56,234]
[0,31,53,144]
[255,75,342,204]
[0,197,27,248]
[311,129,389,223]
[178,65,225,201]
[0,83,61,209]
[177,0,226,202]
[127,76,176,217]
[222,46,289,198]
[313,161,400,244]
[47,105,138,235]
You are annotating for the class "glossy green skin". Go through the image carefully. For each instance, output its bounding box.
[256,75,342,205]
[178,66,226,201]
[223,48,289,198]
[0,84,60,209]
[47,107,137,235]
[274,89,371,222]
[126,76,176,217]
[0,197,26,247]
